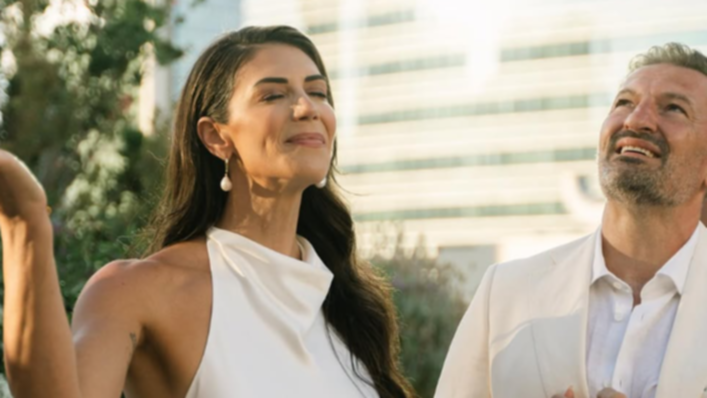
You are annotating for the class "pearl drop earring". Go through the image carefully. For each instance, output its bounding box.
[316,177,327,188]
[220,157,232,192]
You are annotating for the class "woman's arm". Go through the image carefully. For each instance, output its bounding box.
[0,150,138,398]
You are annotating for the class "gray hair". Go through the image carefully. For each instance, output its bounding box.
[629,42,707,77]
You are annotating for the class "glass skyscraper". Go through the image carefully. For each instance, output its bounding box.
[149,0,707,296]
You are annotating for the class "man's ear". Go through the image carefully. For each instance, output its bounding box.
[197,117,232,159]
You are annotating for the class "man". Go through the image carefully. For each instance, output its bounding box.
[435,43,707,398]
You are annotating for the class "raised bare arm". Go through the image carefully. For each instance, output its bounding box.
[0,149,139,397]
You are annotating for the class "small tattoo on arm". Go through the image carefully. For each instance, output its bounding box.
[130,332,137,350]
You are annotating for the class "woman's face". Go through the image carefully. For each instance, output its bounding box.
[221,44,336,191]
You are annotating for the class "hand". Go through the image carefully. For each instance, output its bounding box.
[597,388,627,398]
[0,149,48,223]
[552,386,575,398]
[552,386,628,398]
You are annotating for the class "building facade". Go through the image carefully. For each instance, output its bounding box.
[150,0,707,296]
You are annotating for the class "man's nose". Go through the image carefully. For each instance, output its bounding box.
[623,101,658,134]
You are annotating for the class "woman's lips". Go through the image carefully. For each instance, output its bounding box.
[286,133,326,147]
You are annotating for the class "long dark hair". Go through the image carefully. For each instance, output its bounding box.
[147,26,414,398]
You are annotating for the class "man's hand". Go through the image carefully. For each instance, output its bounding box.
[552,386,575,398]
[597,388,627,398]
[552,387,627,398]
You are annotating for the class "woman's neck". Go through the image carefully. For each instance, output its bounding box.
[216,177,303,259]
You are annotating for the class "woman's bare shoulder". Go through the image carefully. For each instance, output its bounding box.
[76,238,210,315]
[69,238,213,394]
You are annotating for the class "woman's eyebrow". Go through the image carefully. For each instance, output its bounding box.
[305,74,326,82]
[254,75,326,87]
[254,77,288,86]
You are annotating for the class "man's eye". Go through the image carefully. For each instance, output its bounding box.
[615,99,632,107]
[309,91,327,99]
[666,103,687,115]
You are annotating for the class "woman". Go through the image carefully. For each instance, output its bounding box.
[0,26,413,398]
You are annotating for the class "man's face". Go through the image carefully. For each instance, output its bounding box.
[598,63,707,207]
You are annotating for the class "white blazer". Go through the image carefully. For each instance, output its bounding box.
[435,223,707,398]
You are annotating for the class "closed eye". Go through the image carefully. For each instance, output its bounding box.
[262,94,285,102]
[309,91,328,99]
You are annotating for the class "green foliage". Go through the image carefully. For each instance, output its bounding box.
[372,237,469,398]
[0,0,179,376]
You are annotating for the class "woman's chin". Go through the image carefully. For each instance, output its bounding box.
[289,166,329,184]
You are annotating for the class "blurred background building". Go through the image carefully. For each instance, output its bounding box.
[141,0,707,297]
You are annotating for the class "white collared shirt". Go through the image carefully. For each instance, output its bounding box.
[586,225,700,398]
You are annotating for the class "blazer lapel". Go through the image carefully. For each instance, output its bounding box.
[530,232,595,398]
[656,224,707,398]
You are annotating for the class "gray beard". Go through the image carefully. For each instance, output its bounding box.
[599,158,678,207]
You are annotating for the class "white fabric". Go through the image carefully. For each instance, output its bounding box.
[586,226,699,398]
[434,222,707,398]
[185,227,378,398]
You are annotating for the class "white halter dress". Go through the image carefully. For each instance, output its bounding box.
[184,227,378,398]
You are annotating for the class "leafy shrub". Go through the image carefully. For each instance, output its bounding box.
[372,235,468,398]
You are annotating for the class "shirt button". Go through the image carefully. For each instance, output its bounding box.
[612,281,623,290]
[614,307,626,321]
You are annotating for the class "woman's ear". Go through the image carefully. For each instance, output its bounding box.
[197,116,232,159]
